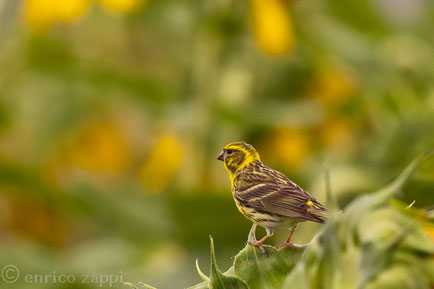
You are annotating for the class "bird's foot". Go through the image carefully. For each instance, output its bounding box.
[275,242,295,249]
[247,240,266,254]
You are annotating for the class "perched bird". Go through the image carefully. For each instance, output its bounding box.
[217,141,328,253]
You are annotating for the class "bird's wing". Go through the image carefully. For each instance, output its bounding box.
[236,183,327,223]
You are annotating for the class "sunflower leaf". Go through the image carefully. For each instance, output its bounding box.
[234,244,289,289]
[209,236,249,289]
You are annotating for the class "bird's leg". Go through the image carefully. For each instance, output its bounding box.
[276,224,298,249]
[248,228,273,254]
[250,230,258,242]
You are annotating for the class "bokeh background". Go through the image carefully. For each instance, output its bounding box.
[0,0,433,288]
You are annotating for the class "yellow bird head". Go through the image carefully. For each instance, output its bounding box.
[217,141,260,175]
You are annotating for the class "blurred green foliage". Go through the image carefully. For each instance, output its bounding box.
[0,0,433,288]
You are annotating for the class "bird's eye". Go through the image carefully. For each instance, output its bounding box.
[227,149,233,154]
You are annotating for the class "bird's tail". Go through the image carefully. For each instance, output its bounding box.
[307,201,328,223]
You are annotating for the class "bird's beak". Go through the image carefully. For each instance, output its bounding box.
[217,151,224,161]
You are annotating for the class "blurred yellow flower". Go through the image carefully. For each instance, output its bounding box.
[139,133,184,194]
[24,0,146,31]
[99,0,145,13]
[260,127,311,170]
[64,120,132,176]
[24,0,90,30]
[318,118,354,149]
[423,224,434,243]
[5,194,68,247]
[308,68,359,104]
[250,0,294,56]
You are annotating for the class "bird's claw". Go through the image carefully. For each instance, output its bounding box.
[275,242,295,249]
[247,241,266,254]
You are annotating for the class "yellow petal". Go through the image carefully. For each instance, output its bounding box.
[250,0,294,56]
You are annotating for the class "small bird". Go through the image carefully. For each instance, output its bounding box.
[217,141,328,253]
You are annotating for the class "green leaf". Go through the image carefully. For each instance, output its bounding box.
[364,265,431,289]
[196,258,210,281]
[342,150,433,239]
[278,245,307,271]
[234,244,289,289]
[401,225,434,254]
[376,150,433,197]
[124,282,140,289]
[209,236,249,289]
[138,282,158,289]
[187,281,210,289]
[359,228,410,288]
[224,266,235,276]
[124,282,158,289]
[358,207,434,254]
[282,264,311,289]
